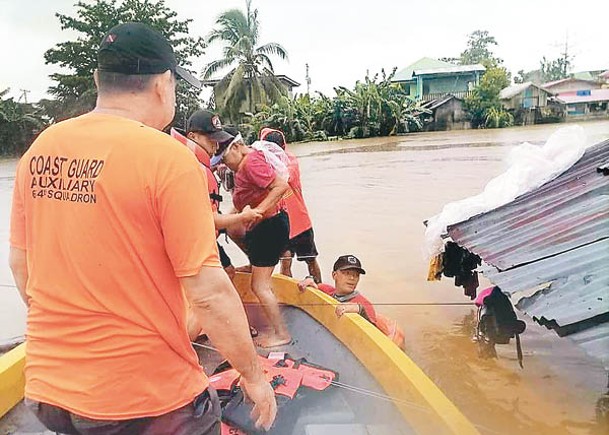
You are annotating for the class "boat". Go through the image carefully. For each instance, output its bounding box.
[0,274,479,434]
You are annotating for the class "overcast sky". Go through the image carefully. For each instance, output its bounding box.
[1,0,607,102]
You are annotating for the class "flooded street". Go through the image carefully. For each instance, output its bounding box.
[2,120,608,434]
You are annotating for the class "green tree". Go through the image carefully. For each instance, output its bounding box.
[44,0,205,125]
[0,89,48,156]
[540,55,571,82]
[459,30,503,67]
[203,0,288,122]
[465,66,511,128]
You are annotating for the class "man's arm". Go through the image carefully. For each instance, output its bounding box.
[214,205,261,230]
[180,266,276,430]
[9,247,28,307]
[255,176,289,216]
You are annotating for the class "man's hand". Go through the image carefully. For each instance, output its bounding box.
[335,303,360,318]
[239,205,262,227]
[240,375,277,431]
[297,277,317,293]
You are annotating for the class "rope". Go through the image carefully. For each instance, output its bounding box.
[0,283,474,307]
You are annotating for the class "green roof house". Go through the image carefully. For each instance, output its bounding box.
[391,57,485,101]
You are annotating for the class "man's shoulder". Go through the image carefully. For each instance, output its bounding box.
[317,283,335,295]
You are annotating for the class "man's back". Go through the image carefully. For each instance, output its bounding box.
[10,112,220,419]
[283,150,312,238]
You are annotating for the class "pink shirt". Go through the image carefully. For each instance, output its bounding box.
[233,150,284,216]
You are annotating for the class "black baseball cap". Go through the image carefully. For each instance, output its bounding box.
[98,22,201,89]
[186,110,234,143]
[333,255,366,274]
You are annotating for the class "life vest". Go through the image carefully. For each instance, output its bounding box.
[209,353,338,434]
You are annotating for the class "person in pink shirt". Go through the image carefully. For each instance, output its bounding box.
[259,128,322,284]
[211,132,292,348]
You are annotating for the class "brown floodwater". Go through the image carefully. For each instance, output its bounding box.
[1,120,608,434]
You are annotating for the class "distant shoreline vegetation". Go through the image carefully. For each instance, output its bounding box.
[0,1,579,156]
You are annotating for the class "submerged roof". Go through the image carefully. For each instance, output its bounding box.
[499,82,553,100]
[392,58,484,82]
[447,139,609,367]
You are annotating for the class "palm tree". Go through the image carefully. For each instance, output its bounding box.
[203,0,289,122]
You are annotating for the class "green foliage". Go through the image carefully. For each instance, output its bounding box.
[0,89,48,156]
[465,66,511,128]
[44,0,205,124]
[243,69,428,142]
[539,55,571,82]
[203,0,288,123]
[459,30,503,67]
[484,107,513,128]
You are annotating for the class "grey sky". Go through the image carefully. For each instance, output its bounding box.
[1,0,607,102]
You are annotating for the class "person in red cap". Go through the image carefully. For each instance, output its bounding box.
[9,22,276,434]
[211,130,292,348]
[259,128,322,284]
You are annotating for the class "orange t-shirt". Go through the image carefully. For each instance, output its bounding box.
[284,150,312,239]
[9,113,221,419]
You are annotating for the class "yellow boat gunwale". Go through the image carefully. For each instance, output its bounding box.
[0,273,479,434]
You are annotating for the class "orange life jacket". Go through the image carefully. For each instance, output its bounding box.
[211,353,338,434]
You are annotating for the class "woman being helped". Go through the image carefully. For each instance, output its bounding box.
[212,132,292,348]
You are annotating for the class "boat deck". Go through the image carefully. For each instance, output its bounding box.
[1,305,415,434]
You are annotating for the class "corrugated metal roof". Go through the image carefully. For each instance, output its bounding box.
[499,82,553,100]
[414,64,485,76]
[447,139,609,366]
[392,57,456,82]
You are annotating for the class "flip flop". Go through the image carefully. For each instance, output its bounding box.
[254,338,294,349]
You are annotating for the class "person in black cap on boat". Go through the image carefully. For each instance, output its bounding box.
[10,22,276,435]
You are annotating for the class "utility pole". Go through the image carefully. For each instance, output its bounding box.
[561,30,570,77]
[19,89,30,104]
[305,63,311,96]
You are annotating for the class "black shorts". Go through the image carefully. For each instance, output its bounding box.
[285,228,318,261]
[244,211,290,267]
[217,242,232,268]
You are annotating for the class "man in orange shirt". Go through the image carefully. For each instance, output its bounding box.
[259,128,322,283]
[9,22,275,435]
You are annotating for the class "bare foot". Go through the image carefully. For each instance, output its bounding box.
[254,335,293,349]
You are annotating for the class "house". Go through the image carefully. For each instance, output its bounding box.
[542,77,602,94]
[557,89,609,119]
[601,70,609,88]
[391,57,485,101]
[421,95,470,131]
[499,82,556,125]
[500,82,553,110]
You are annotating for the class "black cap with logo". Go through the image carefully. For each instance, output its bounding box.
[333,255,366,275]
[186,110,234,143]
[98,22,201,89]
